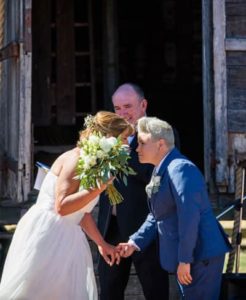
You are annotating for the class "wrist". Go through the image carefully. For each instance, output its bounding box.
[96,237,106,247]
[128,239,140,251]
[99,182,108,192]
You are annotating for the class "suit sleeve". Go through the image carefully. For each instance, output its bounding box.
[129,213,157,250]
[169,161,205,263]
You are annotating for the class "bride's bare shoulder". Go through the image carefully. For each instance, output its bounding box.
[51,147,80,176]
[62,147,80,160]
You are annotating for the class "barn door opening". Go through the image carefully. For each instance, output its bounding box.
[105,0,204,172]
[32,0,204,175]
[32,0,97,168]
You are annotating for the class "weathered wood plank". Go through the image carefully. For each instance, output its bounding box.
[228,88,246,109]
[227,51,246,65]
[213,0,229,189]
[226,19,246,38]
[226,2,246,37]
[226,39,246,51]
[226,2,246,16]
[18,0,32,202]
[202,0,213,187]
[56,0,75,125]
[0,42,19,61]
[228,110,246,132]
[226,0,246,3]
[225,0,246,150]
[227,66,246,88]
[227,52,246,133]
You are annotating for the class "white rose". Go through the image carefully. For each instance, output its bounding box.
[99,136,117,152]
[83,155,97,169]
[106,136,117,146]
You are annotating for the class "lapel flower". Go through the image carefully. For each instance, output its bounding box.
[145,176,161,198]
[76,132,136,205]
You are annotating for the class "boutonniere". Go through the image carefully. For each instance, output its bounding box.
[145,176,161,198]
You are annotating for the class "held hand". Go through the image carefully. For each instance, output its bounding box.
[99,176,115,192]
[107,176,115,185]
[116,243,137,257]
[98,242,120,266]
[177,263,192,285]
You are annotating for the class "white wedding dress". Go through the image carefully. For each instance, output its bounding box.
[0,172,99,300]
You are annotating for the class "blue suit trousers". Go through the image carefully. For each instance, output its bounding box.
[177,255,225,300]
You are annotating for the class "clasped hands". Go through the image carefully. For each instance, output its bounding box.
[98,242,193,286]
[98,242,137,266]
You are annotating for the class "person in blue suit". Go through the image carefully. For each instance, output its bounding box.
[117,116,232,300]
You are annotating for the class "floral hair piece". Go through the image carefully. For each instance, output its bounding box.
[84,114,95,130]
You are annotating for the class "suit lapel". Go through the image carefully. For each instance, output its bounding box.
[148,148,181,210]
[157,148,180,177]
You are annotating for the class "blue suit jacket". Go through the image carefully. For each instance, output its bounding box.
[130,148,231,273]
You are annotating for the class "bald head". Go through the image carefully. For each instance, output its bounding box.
[112,83,148,125]
[112,83,145,100]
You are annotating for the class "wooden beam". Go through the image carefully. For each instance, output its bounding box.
[56,0,75,125]
[213,0,229,190]
[226,38,246,51]
[32,0,51,125]
[0,42,19,61]
[103,0,119,108]
[88,0,96,112]
[202,0,213,189]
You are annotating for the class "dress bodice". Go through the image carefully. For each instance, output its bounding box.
[36,172,99,224]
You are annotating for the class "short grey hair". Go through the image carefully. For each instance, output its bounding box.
[137,116,175,148]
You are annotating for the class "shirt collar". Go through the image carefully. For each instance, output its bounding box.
[155,151,171,174]
[127,135,135,144]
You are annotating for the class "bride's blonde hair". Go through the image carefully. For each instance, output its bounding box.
[78,111,134,142]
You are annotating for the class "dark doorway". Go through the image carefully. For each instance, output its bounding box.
[32,0,203,172]
[115,0,203,171]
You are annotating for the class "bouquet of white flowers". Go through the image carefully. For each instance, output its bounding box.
[76,132,136,205]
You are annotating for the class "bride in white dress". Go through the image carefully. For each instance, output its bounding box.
[0,111,134,300]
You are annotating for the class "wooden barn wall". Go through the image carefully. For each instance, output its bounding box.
[226,1,246,132]
[0,0,32,203]
[227,51,246,132]
[0,0,4,195]
[0,1,21,201]
[226,0,246,192]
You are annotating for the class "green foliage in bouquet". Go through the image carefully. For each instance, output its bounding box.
[76,132,136,205]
